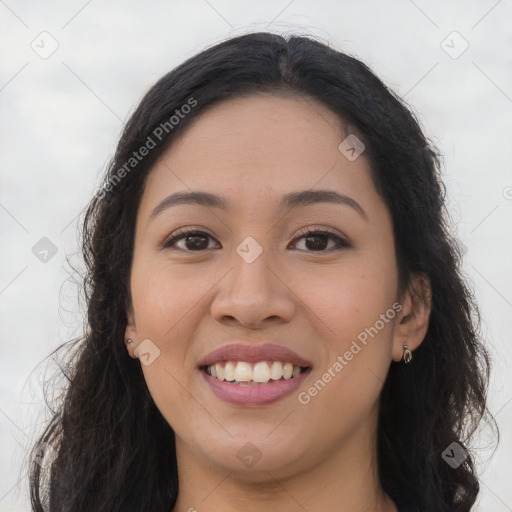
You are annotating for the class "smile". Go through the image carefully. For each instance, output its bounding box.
[202,360,308,384]
[200,361,312,407]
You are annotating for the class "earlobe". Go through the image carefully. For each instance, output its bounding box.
[392,273,432,362]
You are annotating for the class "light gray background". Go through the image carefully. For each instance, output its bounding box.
[1,1,511,511]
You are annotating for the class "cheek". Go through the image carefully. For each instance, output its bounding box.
[294,252,398,344]
[294,262,397,435]
[131,259,208,338]
[130,260,208,429]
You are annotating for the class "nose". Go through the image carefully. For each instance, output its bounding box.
[210,247,296,329]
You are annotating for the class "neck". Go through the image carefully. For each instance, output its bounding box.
[171,413,397,512]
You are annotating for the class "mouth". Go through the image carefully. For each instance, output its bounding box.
[198,343,313,406]
[200,361,311,407]
[200,360,310,385]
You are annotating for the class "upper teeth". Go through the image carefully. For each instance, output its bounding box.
[205,361,304,383]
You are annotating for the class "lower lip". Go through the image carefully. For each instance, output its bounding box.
[201,369,311,407]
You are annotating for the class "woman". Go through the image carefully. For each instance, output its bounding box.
[28,32,496,512]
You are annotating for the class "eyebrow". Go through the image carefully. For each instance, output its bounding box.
[149,189,368,220]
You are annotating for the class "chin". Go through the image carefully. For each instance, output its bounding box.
[195,433,308,477]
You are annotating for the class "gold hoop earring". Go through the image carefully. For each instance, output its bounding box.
[402,342,412,364]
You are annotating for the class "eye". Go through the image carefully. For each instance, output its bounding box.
[290,228,350,252]
[162,227,350,253]
[162,229,220,251]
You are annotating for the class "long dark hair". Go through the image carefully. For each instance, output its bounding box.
[28,32,497,512]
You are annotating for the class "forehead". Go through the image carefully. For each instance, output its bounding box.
[139,93,376,216]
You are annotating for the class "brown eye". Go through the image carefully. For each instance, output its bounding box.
[163,230,219,251]
[291,229,350,252]
[303,233,330,251]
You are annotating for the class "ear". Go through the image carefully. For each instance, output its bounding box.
[392,272,432,362]
[124,303,139,359]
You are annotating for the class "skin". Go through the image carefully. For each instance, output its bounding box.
[125,93,431,512]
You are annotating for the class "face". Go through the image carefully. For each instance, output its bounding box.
[125,93,411,480]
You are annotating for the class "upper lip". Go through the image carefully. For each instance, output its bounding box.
[198,343,312,368]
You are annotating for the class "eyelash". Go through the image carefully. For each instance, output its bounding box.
[162,227,350,253]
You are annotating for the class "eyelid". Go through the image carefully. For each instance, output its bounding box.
[291,225,347,241]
